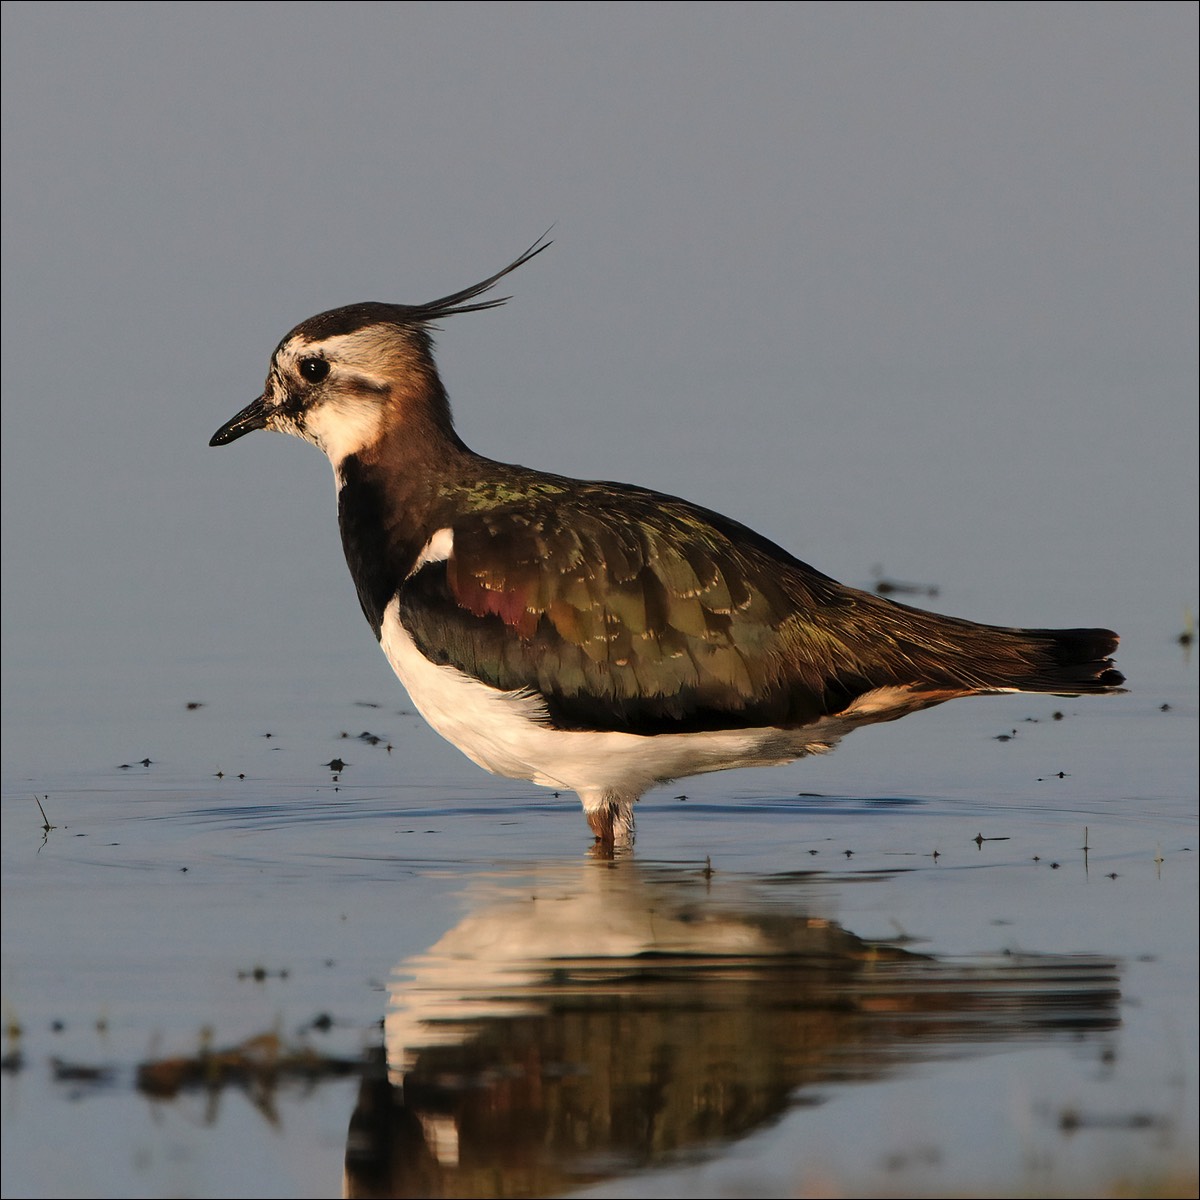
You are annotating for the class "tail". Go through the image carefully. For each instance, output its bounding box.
[877,604,1126,697]
[833,589,1126,702]
[1002,626,1124,695]
[826,609,1124,728]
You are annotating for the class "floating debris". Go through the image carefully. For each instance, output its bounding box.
[136,1030,360,1106]
[237,965,289,983]
[1057,1106,1170,1133]
[3,1010,24,1074]
[869,564,940,598]
[1178,608,1194,647]
[51,1058,117,1087]
[974,834,1011,847]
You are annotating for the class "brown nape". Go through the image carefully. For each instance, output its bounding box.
[361,346,468,459]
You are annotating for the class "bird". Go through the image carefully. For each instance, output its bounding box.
[210,237,1123,851]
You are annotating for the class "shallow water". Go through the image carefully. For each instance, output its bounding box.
[1,606,1196,1199]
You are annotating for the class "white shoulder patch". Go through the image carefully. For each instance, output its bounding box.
[411,527,454,574]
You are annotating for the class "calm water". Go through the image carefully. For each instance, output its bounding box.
[1,600,1196,1198]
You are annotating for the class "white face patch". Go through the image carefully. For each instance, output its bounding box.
[299,393,387,464]
[266,327,407,467]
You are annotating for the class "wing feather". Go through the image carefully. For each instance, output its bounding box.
[394,480,1117,735]
[397,489,849,732]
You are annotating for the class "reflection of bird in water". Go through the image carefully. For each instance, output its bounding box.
[343,861,1120,1199]
[210,239,1123,851]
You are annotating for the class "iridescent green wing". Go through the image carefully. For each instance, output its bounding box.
[399,485,869,732]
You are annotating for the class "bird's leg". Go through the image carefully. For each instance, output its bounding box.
[582,789,636,853]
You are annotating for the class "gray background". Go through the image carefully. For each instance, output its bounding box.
[2,1,1196,769]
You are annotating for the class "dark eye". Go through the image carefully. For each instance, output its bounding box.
[299,357,329,383]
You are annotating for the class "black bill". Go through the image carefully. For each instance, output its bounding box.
[210,395,269,446]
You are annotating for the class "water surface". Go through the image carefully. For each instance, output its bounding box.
[1,603,1195,1198]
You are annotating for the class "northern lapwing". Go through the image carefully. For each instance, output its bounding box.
[211,238,1123,849]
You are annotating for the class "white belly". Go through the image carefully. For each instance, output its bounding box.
[378,599,842,801]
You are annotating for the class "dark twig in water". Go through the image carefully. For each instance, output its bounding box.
[973,833,1011,848]
[34,794,56,833]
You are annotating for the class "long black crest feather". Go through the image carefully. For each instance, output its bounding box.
[406,230,553,322]
[288,233,553,346]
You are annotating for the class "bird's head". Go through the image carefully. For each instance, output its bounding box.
[209,235,550,465]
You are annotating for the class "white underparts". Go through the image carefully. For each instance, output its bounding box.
[377,598,856,828]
